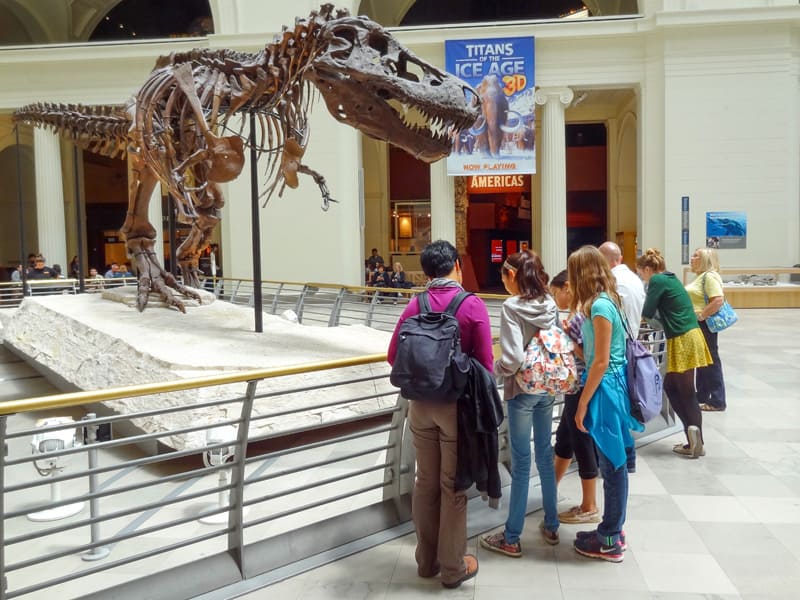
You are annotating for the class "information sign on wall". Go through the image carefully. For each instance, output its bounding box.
[706,211,746,249]
[681,196,689,264]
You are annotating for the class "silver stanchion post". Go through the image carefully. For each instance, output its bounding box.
[82,413,110,561]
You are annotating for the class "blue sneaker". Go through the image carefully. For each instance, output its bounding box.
[576,529,627,551]
[574,532,624,562]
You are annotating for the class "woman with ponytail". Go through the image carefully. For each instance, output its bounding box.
[636,248,712,458]
[480,249,560,558]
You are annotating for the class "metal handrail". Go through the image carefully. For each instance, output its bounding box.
[0,353,386,416]
[1,354,408,600]
[0,277,509,332]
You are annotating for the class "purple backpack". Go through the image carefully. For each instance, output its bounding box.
[615,304,663,424]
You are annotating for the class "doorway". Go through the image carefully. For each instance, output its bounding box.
[566,123,607,253]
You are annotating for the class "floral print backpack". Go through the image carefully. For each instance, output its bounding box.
[514,325,580,396]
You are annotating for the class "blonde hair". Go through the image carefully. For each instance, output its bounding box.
[636,247,666,273]
[693,247,720,273]
[394,262,404,272]
[567,245,621,316]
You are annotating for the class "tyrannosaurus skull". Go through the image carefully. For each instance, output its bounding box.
[307,16,480,162]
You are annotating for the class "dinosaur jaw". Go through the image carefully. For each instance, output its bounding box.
[307,16,480,163]
[310,68,478,162]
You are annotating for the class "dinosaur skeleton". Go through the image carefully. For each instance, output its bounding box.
[14,4,479,312]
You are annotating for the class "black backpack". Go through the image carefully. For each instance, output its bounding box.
[390,290,473,402]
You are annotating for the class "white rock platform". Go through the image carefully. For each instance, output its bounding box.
[1,289,395,451]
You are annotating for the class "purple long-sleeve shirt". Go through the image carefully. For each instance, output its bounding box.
[387,286,494,373]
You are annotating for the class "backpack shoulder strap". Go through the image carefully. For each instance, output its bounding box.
[602,294,634,341]
[443,290,473,317]
[417,291,431,314]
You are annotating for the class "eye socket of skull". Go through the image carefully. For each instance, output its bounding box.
[367,31,389,56]
[327,27,356,60]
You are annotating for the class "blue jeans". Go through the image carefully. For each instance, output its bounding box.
[505,393,558,543]
[596,448,628,543]
[696,321,726,409]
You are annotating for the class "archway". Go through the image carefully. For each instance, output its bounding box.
[89,0,213,41]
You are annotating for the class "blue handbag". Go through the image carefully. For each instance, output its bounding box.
[702,273,738,333]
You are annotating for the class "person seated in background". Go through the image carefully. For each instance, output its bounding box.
[367,248,384,271]
[10,264,22,282]
[25,255,55,295]
[390,262,412,303]
[69,255,80,279]
[120,263,133,277]
[370,263,391,302]
[51,264,65,279]
[26,256,54,280]
[86,267,105,292]
[105,262,123,279]
[104,262,127,288]
[372,263,391,285]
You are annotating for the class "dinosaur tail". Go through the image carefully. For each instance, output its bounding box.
[13,102,131,159]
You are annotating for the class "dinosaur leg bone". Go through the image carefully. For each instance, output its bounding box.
[123,155,201,312]
[175,201,221,290]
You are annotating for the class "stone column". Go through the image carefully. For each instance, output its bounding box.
[34,128,67,268]
[147,185,164,266]
[534,87,573,273]
[429,159,456,244]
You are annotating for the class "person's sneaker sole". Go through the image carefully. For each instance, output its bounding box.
[574,545,624,563]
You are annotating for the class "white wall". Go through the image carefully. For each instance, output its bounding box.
[210,0,360,36]
[662,22,800,269]
[221,109,364,285]
[2,0,798,283]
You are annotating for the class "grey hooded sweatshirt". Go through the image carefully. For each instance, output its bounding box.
[494,294,558,401]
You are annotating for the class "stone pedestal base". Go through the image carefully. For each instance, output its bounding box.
[2,294,394,451]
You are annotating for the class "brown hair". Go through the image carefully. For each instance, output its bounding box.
[502,249,549,300]
[567,245,621,316]
[635,247,666,273]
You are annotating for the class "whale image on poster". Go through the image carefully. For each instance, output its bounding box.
[706,211,746,249]
[445,36,535,176]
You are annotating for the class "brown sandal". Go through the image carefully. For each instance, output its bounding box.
[699,403,725,412]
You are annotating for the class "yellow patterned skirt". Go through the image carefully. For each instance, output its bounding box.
[666,328,712,373]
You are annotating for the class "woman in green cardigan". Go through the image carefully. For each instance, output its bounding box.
[636,248,712,459]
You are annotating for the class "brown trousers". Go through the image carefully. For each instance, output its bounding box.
[408,400,468,584]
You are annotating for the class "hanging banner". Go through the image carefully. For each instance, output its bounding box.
[445,36,536,176]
